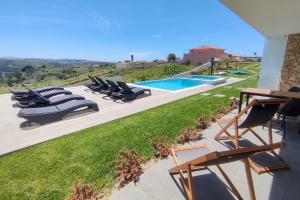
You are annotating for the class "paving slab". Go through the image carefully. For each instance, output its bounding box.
[108,115,300,200]
[0,78,243,155]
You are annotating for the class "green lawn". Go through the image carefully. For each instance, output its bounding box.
[0,77,257,200]
[227,63,260,78]
[192,61,260,78]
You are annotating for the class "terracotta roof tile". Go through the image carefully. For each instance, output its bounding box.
[191,45,225,50]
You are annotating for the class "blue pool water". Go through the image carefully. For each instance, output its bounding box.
[134,78,207,91]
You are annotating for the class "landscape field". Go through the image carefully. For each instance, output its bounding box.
[0,58,259,94]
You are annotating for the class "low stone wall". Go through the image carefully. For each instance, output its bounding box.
[172,62,210,77]
[280,33,300,91]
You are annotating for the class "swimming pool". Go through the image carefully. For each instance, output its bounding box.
[134,78,205,91]
[133,75,226,91]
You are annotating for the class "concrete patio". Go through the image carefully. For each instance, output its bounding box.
[108,111,300,200]
[0,78,242,156]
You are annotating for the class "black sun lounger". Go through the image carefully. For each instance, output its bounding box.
[18,100,99,123]
[94,77,112,93]
[111,81,151,101]
[86,76,101,90]
[16,93,85,108]
[12,89,72,102]
[11,85,64,97]
[95,77,109,87]
[103,79,122,95]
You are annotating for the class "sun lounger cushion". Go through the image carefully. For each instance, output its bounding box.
[11,86,64,95]
[19,100,99,122]
[12,89,72,101]
[16,94,85,108]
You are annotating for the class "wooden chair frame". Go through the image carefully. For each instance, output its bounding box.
[214,98,289,173]
[169,143,284,200]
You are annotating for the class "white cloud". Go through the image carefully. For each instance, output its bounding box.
[0,14,113,30]
[85,10,111,30]
[0,10,122,32]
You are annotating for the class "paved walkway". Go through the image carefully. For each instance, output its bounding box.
[0,78,242,156]
[108,114,300,200]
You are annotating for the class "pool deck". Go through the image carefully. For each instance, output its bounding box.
[0,78,243,156]
[108,114,300,200]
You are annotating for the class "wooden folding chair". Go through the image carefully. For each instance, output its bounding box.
[169,142,284,200]
[214,98,289,173]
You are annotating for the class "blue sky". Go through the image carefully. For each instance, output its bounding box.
[0,0,265,62]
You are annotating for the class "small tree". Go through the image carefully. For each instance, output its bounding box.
[21,65,35,76]
[7,75,13,87]
[167,53,176,62]
[13,72,23,83]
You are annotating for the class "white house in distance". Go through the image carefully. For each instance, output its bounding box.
[220,0,300,91]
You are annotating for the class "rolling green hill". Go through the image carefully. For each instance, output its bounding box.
[0,58,114,73]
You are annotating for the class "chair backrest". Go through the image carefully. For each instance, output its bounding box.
[288,86,300,93]
[88,76,99,85]
[284,100,300,116]
[106,80,119,90]
[21,83,49,103]
[117,81,132,93]
[95,77,108,87]
[236,98,288,129]
[284,86,300,116]
[238,103,280,128]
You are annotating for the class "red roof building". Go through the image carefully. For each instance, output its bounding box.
[183,45,229,65]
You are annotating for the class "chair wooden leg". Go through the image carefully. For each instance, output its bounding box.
[217,164,242,200]
[248,127,289,173]
[214,119,236,140]
[234,118,239,149]
[268,121,273,145]
[283,115,286,139]
[239,128,250,137]
[214,119,239,147]
[187,163,195,200]
[244,158,256,200]
[238,92,243,113]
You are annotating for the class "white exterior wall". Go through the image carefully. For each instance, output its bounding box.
[258,36,288,89]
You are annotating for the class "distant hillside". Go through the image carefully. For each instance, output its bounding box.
[0,58,115,72]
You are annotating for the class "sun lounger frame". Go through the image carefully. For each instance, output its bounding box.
[214,98,289,173]
[169,142,284,200]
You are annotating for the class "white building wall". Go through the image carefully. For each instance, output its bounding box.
[258,36,288,89]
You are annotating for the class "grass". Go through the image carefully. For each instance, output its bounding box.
[191,61,260,78]
[0,76,257,200]
[224,62,260,78]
